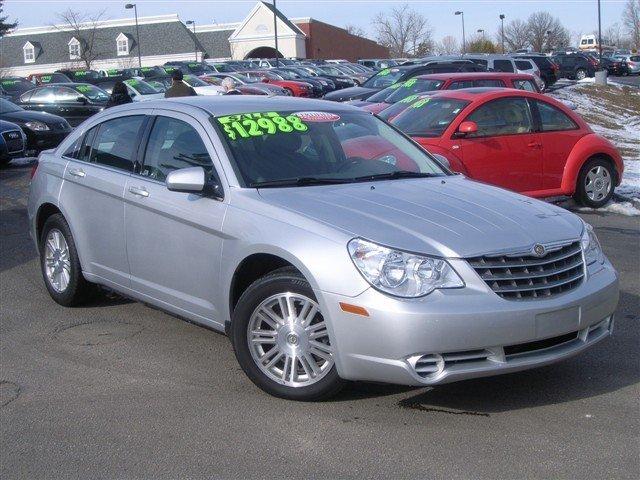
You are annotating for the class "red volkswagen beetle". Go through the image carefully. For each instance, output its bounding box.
[390,88,623,207]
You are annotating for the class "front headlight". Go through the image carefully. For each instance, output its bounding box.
[24,121,50,131]
[581,223,603,265]
[348,238,464,297]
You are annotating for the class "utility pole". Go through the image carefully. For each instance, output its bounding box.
[186,20,197,61]
[455,11,466,54]
[597,0,603,64]
[273,0,279,66]
[499,14,506,54]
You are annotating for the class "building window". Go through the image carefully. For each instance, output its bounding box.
[117,33,129,56]
[69,37,81,60]
[23,43,35,63]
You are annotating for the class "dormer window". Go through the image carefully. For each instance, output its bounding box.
[23,42,35,63]
[68,37,81,60]
[116,33,130,56]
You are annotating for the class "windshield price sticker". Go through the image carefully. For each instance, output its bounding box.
[76,85,92,93]
[377,68,391,76]
[389,82,403,89]
[217,112,308,141]
[399,94,420,104]
[41,75,52,82]
[1,80,19,85]
[403,78,417,88]
[411,98,431,109]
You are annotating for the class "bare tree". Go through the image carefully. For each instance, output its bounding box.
[372,4,433,57]
[623,0,640,49]
[345,24,366,38]
[527,11,570,52]
[436,35,459,55]
[55,8,108,69]
[0,0,17,37]
[502,19,530,51]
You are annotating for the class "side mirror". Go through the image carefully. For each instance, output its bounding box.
[166,167,205,193]
[76,96,88,105]
[455,121,478,137]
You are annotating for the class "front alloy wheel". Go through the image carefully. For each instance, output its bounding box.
[574,158,614,208]
[575,68,587,80]
[232,267,345,400]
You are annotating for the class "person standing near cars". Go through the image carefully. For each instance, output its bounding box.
[106,81,133,108]
[164,70,197,98]
[222,77,243,95]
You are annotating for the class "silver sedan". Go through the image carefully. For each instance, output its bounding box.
[28,96,619,400]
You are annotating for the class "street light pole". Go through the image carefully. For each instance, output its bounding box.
[455,11,466,54]
[597,0,603,64]
[125,4,141,68]
[477,29,485,41]
[273,0,279,67]
[499,14,505,54]
[186,20,197,61]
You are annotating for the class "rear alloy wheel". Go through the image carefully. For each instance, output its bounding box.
[232,267,345,400]
[575,68,587,80]
[40,213,94,306]
[574,158,614,208]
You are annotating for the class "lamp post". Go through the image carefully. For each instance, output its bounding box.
[185,20,197,61]
[499,14,505,54]
[597,0,602,64]
[272,0,279,67]
[477,29,485,40]
[455,11,466,54]
[125,3,141,67]
[546,30,552,53]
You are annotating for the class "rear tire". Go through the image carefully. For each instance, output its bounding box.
[39,213,94,306]
[231,267,345,401]
[575,68,587,80]
[573,158,615,208]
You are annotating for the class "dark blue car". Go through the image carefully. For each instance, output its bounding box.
[0,120,26,165]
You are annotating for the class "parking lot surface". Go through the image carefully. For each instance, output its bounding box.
[1,161,639,479]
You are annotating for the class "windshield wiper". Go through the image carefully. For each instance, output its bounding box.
[250,177,351,188]
[351,171,441,182]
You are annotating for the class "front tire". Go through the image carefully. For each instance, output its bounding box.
[231,267,345,401]
[575,68,587,80]
[39,213,94,306]
[573,158,615,208]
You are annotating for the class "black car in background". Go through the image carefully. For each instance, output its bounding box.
[599,56,630,76]
[552,53,597,80]
[294,64,355,90]
[164,61,216,76]
[55,69,103,83]
[270,68,329,96]
[137,66,170,78]
[0,119,25,165]
[515,54,559,89]
[17,83,109,127]
[276,67,337,94]
[27,72,73,86]
[0,77,36,101]
[323,60,485,101]
[0,98,71,154]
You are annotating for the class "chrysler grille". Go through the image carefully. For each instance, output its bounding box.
[468,241,585,300]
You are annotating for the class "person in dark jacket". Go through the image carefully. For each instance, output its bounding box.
[164,70,197,98]
[106,81,133,108]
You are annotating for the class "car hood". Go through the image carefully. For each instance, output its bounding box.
[323,86,378,102]
[1,109,66,125]
[257,176,583,258]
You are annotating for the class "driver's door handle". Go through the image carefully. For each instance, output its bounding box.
[527,142,542,149]
[128,186,149,198]
[68,168,85,178]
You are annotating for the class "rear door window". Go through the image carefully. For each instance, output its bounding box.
[493,60,515,73]
[515,60,532,70]
[449,80,475,90]
[513,80,537,92]
[140,116,213,182]
[466,97,533,137]
[90,116,145,171]
[474,79,505,87]
[536,101,578,131]
[29,87,56,103]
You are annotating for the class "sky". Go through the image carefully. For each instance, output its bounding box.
[2,0,630,44]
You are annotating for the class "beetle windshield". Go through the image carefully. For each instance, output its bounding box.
[213,110,446,187]
[391,98,469,137]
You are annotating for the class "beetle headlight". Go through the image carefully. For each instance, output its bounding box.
[581,222,603,265]
[348,238,464,297]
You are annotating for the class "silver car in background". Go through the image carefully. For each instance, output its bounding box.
[28,96,619,400]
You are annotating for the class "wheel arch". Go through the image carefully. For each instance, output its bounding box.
[35,203,62,247]
[561,134,623,194]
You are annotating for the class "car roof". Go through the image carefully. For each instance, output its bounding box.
[109,96,363,117]
[414,72,535,81]
[426,87,540,101]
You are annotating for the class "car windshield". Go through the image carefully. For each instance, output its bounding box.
[362,68,405,89]
[147,80,168,92]
[140,67,166,77]
[318,66,345,76]
[213,110,445,187]
[0,98,23,113]
[274,69,298,80]
[391,97,469,137]
[183,75,208,87]
[125,79,159,95]
[1,78,33,93]
[185,63,213,75]
[384,78,444,103]
[71,84,110,102]
[68,70,101,81]
[376,96,426,121]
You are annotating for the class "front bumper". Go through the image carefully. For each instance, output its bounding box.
[321,258,619,386]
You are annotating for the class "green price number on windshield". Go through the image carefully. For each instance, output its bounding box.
[76,85,91,93]
[41,75,52,82]
[411,98,431,109]
[399,94,419,104]
[404,78,417,88]
[377,68,391,76]
[218,112,308,141]
[389,82,403,89]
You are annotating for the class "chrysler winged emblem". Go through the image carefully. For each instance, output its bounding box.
[532,244,546,257]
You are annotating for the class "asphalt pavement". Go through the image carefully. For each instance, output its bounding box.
[1,161,639,479]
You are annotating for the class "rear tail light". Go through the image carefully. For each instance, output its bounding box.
[30,161,39,180]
